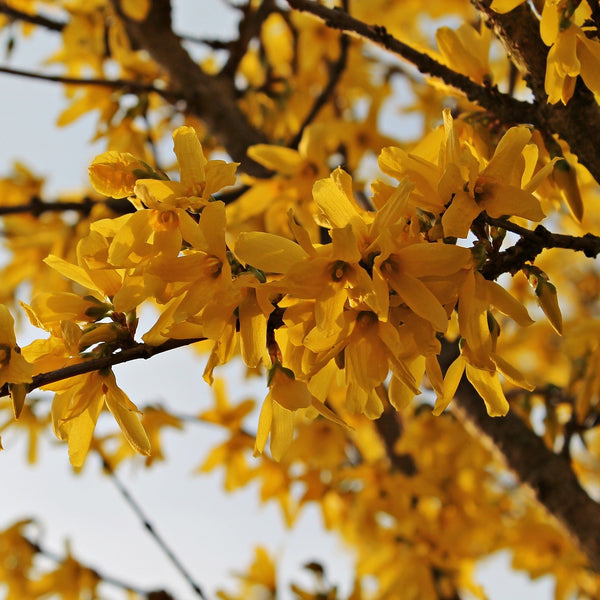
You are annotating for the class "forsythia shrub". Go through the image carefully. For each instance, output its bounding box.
[1,0,600,598]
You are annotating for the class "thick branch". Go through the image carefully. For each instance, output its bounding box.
[473,0,600,184]
[115,0,270,177]
[0,338,205,399]
[440,341,600,573]
[286,0,537,126]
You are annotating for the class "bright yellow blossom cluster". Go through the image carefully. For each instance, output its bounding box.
[15,121,553,464]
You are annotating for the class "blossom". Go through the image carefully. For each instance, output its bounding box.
[0,305,34,418]
[380,110,553,239]
[52,370,150,467]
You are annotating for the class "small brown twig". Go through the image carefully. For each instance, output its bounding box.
[480,216,600,280]
[0,338,205,399]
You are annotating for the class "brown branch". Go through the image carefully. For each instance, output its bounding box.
[221,0,278,78]
[472,0,548,101]
[286,0,537,126]
[480,216,600,279]
[98,449,208,600]
[587,0,600,34]
[289,0,350,149]
[374,403,417,475]
[0,196,134,217]
[473,0,600,184]
[0,338,205,399]
[439,340,600,573]
[0,65,177,99]
[114,0,270,177]
[0,2,65,31]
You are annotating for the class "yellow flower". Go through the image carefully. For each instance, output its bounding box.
[52,370,150,467]
[436,23,491,84]
[380,110,552,239]
[0,306,34,415]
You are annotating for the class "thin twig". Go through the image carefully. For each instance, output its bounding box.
[99,449,208,600]
[222,0,278,77]
[0,65,177,99]
[0,338,205,399]
[481,216,600,279]
[0,2,65,31]
[288,0,350,149]
[25,536,162,597]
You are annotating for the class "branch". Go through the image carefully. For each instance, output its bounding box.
[440,340,600,573]
[288,0,350,149]
[114,0,270,177]
[221,0,278,78]
[98,449,208,600]
[480,217,600,279]
[0,2,65,31]
[0,65,177,99]
[286,0,537,126]
[374,402,417,475]
[473,0,600,184]
[0,196,134,217]
[25,536,175,599]
[0,338,205,399]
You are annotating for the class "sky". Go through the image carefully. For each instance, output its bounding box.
[0,1,555,599]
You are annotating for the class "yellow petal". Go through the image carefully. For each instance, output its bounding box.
[89,151,143,197]
[489,0,525,13]
[104,376,151,456]
[442,190,481,239]
[106,393,151,457]
[121,0,150,20]
[64,396,104,468]
[9,383,28,419]
[44,255,98,293]
[270,400,294,461]
[483,183,545,222]
[204,161,239,198]
[395,243,472,278]
[491,353,535,391]
[247,144,303,175]
[173,126,207,193]
[235,232,307,273]
[331,225,361,263]
[483,126,531,182]
[465,364,509,416]
[389,356,425,411]
[536,280,563,335]
[482,279,534,326]
[387,271,448,332]
[433,355,466,415]
[239,290,267,368]
[255,395,273,456]
[199,200,226,258]
[312,168,360,229]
